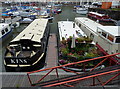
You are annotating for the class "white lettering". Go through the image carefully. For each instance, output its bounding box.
[16,59,19,63]
[23,60,27,63]
[10,59,28,64]
[10,59,16,63]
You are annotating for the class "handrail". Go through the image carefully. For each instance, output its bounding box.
[27,53,120,87]
[27,53,120,74]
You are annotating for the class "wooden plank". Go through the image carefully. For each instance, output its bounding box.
[45,33,58,68]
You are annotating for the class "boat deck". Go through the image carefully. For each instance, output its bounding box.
[45,33,58,68]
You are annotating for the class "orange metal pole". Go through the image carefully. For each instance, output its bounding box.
[96,76,103,86]
[27,53,120,74]
[43,69,120,87]
[31,66,120,87]
[102,73,120,86]
[27,74,33,86]
[36,69,54,84]
[59,67,80,74]
[90,58,108,71]
[92,77,95,86]
[63,84,74,87]
[56,68,59,78]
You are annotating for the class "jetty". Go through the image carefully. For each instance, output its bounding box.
[45,33,58,68]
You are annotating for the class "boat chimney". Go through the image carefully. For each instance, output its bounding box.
[96,20,99,23]
[73,22,75,28]
[67,19,69,21]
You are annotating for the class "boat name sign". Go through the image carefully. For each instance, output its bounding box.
[10,59,28,64]
[5,58,29,64]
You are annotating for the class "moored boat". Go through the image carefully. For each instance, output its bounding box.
[58,20,86,41]
[20,18,33,24]
[87,12,114,23]
[76,7,88,15]
[75,17,120,63]
[4,18,50,72]
[57,20,104,72]
[0,23,12,42]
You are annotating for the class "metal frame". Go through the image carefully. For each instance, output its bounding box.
[27,53,120,87]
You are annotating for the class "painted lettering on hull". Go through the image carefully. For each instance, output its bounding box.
[10,59,27,64]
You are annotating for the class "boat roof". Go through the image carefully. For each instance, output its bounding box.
[97,26,120,36]
[75,17,102,33]
[0,23,9,31]
[89,12,105,17]
[11,18,48,43]
[58,21,86,40]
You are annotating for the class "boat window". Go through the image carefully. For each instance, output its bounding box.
[97,29,102,34]
[5,28,8,32]
[115,37,120,43]
[1,30,5,35]
[107,34,114,42]
[79,24,81,27]
[102,31,107,38]
[90,33,94,40]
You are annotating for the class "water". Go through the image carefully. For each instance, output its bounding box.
[1,5,85,72]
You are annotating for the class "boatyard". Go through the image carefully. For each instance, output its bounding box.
[0,0,120,88]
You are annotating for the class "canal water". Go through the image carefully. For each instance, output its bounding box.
[1,5,85,72]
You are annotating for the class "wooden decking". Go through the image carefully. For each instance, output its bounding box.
[45,33,58,68]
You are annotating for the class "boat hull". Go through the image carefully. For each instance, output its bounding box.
[76,10,88,15]
[4,52,46,72]
[0,28,12,43]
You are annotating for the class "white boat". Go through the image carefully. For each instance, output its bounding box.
[76,0,88,15]
[75,17,120,56]
[76,7,88,15]
[4,16,21,28]
[20,18,33,24]
[58,20,86,41]
[0,23,12,41]
[38,10,53,21]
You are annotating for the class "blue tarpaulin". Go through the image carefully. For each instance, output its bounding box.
[1,13,9,16]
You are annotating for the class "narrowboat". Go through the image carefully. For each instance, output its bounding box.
[4,18,50,72]
[87,12,114,23]
[75,17,120,63]
[57,20,105,72]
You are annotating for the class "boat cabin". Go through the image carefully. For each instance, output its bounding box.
[88,12,111,20]
[97,26,120,44]
[0,23,11,39]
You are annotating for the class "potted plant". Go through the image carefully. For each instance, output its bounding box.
[61,47,69,56]
[76,37,85,43]
[84,37,93,43]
